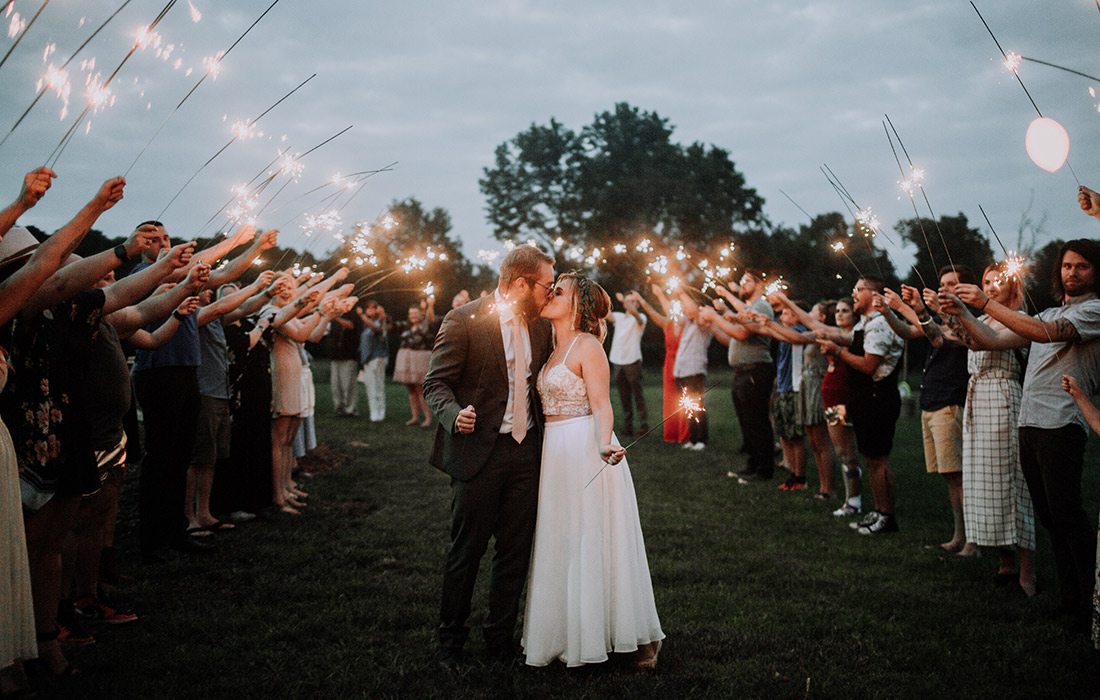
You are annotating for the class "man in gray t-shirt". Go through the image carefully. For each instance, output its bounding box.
[945,239,1100,636]
[705,271,776,481]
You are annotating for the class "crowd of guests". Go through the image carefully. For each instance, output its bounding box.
[600,190,1100,644]
[0,167,392,693]
[1,164,1098,693]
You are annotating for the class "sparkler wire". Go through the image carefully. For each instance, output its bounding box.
[46,0,179,168]
[1,0,135,148]
[585,382,720,488]
[0,0,49,73]
[156,73,316,218]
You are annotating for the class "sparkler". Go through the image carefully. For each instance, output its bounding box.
[585,385,715,488]
[1,0,134,148]
[45,0,180,168]
[0,0,48,73]
[123,0,283,176]
[157,73,317,218]
[970,1,1081,186]
[884,114,957,276]
[763,276,788,297]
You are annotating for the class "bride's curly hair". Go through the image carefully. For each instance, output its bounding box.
[559,270,611,342]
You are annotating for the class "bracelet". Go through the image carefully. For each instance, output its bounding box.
[919,316,933,326]
[172,310,186,321]
[113,244,129,262]
[979,297,990,312]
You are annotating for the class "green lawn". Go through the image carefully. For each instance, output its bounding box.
[59,364,1100,699]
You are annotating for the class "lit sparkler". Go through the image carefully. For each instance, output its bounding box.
[897,166,925,198]
[1003,50,1022,74]
[677,387,704,423]
[764,277,789,296]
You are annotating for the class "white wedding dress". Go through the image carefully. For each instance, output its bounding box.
[522,337,664,667]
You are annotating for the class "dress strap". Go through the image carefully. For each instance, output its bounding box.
[560,335,582,365]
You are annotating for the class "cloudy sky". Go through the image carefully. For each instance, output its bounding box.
[3,0,1100,271]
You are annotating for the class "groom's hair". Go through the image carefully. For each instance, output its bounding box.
[499,244,554,286]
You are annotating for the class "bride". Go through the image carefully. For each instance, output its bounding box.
[522,271,664,670]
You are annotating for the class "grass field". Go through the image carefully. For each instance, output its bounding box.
[55,364,1100,699]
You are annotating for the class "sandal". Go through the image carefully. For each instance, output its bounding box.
[203,520,235,533]
[813,492,835,501]
[185,527,213,538]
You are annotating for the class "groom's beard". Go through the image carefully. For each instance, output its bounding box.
[517,292,539,320]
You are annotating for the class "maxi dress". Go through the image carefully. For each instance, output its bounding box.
[662,321,690,443]
[522,337,664,667]
[0,354,36,666]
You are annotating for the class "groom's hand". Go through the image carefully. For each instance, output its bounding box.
[455,404,476,433]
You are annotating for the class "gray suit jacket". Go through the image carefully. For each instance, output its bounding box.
[423,295,552,481]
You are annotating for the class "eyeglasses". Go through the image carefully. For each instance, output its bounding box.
[527,278,554,293]
[551,286,565,297]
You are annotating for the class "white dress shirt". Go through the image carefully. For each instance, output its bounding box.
[495,289,534,434]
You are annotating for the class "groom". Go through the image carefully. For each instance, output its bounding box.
[424,244,556,668]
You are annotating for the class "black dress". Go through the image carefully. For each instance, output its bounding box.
[212,319,275,515]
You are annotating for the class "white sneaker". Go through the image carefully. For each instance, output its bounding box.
[691,442,706,451]
[681,442,694,450]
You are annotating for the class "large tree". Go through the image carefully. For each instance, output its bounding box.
[481,103,767,291]
[896,213,993,288]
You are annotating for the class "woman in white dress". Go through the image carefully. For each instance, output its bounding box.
[522,272,664,670]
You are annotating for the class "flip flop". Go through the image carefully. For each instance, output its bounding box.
[185,527,213,538]
[203,520,236,532]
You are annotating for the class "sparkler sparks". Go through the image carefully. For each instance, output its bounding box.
[854,207,880,237]
[897,167,925,198]
[830,240,846,253]
[1000,252,1027,280]
[1003,51,1022,74]
[187,0,202,22]
[764,277,789,296]
[36,63,70,119]
[678,387,704,423]
[83,72,115,112]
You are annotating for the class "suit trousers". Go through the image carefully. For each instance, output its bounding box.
[732,363,776,476]
[439,431,540,652]
[1019,425,1094,619]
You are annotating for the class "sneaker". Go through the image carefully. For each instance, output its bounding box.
[681,442,695,450]
[74,597,139,625]
[850,511,882,530]
[832,503,861,517]
[58,622,96,646]
[858,513,899,535]
[690,442,706,451]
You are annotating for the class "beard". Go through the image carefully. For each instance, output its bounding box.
[517,291,541,319]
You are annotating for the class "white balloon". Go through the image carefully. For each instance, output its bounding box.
[1025,117,1070,173]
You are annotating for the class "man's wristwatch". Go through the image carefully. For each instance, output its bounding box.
[172,310,186,321]
[113,244,129,262]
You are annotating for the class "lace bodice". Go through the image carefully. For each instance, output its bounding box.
[537,337,591,417]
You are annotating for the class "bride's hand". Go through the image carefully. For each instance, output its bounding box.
[600,444,626,465]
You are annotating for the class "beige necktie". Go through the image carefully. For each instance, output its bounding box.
[510,316,528,443]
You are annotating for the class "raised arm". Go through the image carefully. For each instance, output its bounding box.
[196,276,266,326]
[771,291,829,331]
[633,289,667,330]
[105,244,204,333]
[123,295,200,349]
[223,270,277,324]
[206,229,279,288]
[955,283,1072,344]
[25,211,156,316]
[0,167,55,238]
[873,291,923,342]
[937,291,1029,350]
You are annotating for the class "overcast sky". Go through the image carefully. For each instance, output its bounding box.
[4,0,1100,272]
